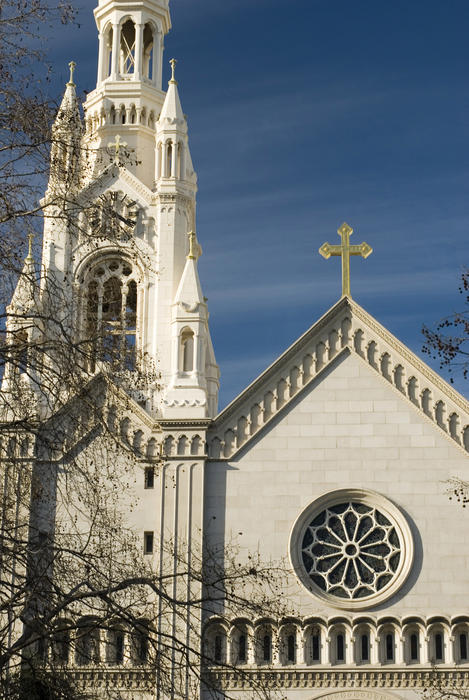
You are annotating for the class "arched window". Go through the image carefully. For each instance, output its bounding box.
[287,634,295,663]
[238,634,247,663]
[120,19,136,75]
[84,258,138,371]
[263,634,271,662]
[311,628,321,662]
[137,632,148,664]
[434,632,444,662]
[52,626,70,664]
[214,635,222,663]
[76,624,100,665]
[410,632,419,662]
[104,25,113,77]
[336,633,345,662]
[361,633,369,662]
[166,141,172,178]
[143,24,154,79]
[180,329,194,372]
[108,628,125,664]
[385,632,394,662]
[460,632,468,661]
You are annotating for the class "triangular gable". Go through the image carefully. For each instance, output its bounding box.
[77,163,153,209]
[208,297,469,459]
[43,374,162,463]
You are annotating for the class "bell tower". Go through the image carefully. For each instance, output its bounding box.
[83,0,171,188]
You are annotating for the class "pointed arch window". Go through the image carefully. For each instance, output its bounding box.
[84,258,138,371]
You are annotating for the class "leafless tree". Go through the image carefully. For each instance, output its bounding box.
[0,4,294,700]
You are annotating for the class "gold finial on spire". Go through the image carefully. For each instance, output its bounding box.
[68,60,76,86]
[108,134,127,164]
[319,222,372,298]
[187,231,201,260]
[26,233,34,261]
[169,58,178,85]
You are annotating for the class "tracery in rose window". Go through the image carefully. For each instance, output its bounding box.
[301,502,401,600]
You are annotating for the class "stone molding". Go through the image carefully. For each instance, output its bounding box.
[208,298,469,460]
[205,668,469,691]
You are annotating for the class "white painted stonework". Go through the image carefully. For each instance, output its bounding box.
[3,0,469,699]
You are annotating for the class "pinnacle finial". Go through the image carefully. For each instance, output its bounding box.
[187,231,200,260]
[169,58,177,85]
[26,233,34,261]
[68,60,76,86]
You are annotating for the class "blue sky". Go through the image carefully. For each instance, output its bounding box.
[48,0,469,407]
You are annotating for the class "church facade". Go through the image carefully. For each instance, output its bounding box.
[2,1,469,699]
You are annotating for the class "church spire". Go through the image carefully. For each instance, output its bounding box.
[164,231,219,418]
[48,62,82,190]
[155,60,196,189]
[9,235,37,313]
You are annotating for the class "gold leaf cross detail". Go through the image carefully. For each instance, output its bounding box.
[319,222,372,298]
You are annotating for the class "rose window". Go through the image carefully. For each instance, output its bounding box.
[290,490,414,610]
[301,502,400,600]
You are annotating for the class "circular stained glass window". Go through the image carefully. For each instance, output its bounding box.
[290,490,414,610]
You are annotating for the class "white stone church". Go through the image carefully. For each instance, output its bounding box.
[3,0,469,699]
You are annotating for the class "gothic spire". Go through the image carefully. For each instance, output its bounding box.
[10,235,37,312]
[54,61,81,134]
[49,62,82,189]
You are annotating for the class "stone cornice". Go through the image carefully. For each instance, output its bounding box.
[205,667,469,691]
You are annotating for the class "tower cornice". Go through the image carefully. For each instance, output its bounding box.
[94,0,171,35]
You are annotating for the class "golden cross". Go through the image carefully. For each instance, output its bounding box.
[108,134,127,164]
[68,60,76,86]
[170,58,177,84]
[319,222,372,298]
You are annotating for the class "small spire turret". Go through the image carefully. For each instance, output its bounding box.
[48,62,82,190]
[9,235,37,317]
[156,60,196,187]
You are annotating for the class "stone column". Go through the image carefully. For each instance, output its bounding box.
[111,23,120,79]
[97,32,104,84]
[134,23,144,79]
[163,142,169,177]
[170,139,177,177]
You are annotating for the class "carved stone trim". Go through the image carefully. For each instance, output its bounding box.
[208,298,469,461]
[205,668,469,691]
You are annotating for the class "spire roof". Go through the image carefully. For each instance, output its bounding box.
[10,235,37,311]
[174,233,205,307]
[54,61,81,132]
[159,59,185,124]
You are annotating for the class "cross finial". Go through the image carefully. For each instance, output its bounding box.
[169,58,177,84]
[108,134,127,165]
[68,60,76,86]
[187,231,201,260]
[319,222,372,298]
